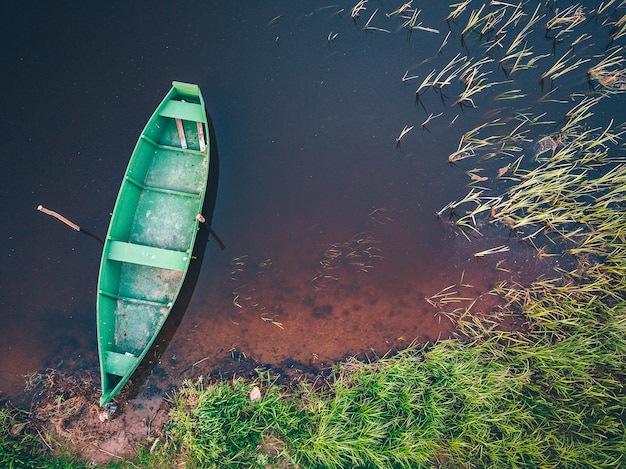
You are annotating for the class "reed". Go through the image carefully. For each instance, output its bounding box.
[438,30,451,55]
[501,3,544,65]
[598,0,619,16]
[439,84,626,270]
[395,124,414,148]
[454,64,503,108]
[473,244,510,257]
[610,12,626,41]
[362,8,390,33]
[420,112,443,131]
[495,89,527,100]
[461,4,486,37]
[540,49,590,84]
[447,0,472,23]
[587,46,626,93]
[350,0,367,21]
[385,1,412,18]
[433,52,467,88]
[545,4,586,39]
[427,284,473,308]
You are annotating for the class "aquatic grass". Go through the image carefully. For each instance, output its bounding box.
[545,4,586,39]
[385,2,412,19]
[395,124,413,149]
[446,0,472,24]
[495,88,527,100]
[460,4,486,37]
[540,48,591,84]
[473,244,509,257]
[362,8,390,34]
[499,3,544,66]
[350,0,367,21]
[453,60,513,108]
[588,46,626,93]
[598,0,621,16]
[441,92,626,252]
[610,12,626,41]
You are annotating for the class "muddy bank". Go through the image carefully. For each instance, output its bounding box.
[18,355,329,464]
[20,368,163,464]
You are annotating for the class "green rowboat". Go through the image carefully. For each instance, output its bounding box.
[96,82,210,406]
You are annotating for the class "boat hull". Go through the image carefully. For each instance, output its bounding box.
[96,82,210,406]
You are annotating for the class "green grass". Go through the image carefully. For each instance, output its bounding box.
[158,322,624,468]
[164,372,306,467]
[0,406,86,469]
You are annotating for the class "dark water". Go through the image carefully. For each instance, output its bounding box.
[1,2,621,403]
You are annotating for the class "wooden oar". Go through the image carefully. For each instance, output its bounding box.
[196,214,226,250]
[37,205,104,245]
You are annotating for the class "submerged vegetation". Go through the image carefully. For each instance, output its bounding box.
[3,0,626,467]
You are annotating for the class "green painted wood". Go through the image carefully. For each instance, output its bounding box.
[159,100,205,121]
[98,289,171,307]
[96,81,210,406]
[107,240,189,271]
[103,350,138,377]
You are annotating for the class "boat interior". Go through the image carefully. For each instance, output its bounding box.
[98,89,209,392]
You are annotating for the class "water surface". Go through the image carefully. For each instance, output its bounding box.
[1,1,620,403]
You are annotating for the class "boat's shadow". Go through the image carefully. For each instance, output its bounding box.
[122,112,221,400]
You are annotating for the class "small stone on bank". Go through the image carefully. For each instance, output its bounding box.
[249,386,262,402]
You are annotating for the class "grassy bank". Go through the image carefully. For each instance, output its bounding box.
[3,291,624,468]
[159,313,624,468]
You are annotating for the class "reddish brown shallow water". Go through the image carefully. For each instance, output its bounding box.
[145,209,556,397]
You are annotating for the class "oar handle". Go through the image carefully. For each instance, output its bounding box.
[37,205,81,231]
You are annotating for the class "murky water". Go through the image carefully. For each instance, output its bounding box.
[1,2,622,403]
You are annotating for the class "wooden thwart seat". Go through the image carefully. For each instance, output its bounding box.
[125,175,201,198]
[98,289,171,307]
[176,118,188,149]
[140,134,205,155]
[159,100,205,122]
[103,350,137,377]
[107,240,189,271]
